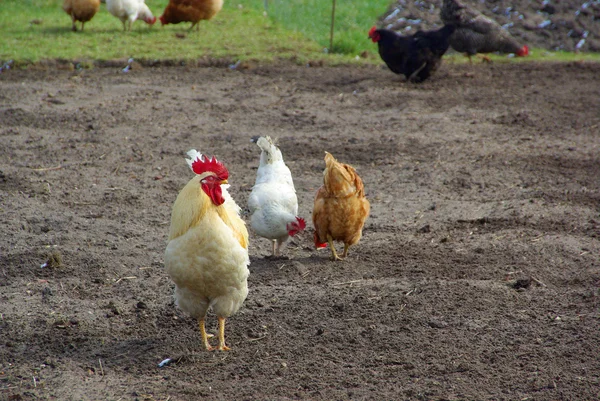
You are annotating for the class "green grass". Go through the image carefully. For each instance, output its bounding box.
[0,0,598,65]
[520,49,600,62]
[235,0,392,54]
[0,0,384,65]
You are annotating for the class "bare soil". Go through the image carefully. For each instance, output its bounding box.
[1,60,600,400]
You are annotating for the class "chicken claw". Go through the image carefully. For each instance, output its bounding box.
[217,316,230,351]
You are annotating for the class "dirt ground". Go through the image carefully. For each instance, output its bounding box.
[1,60,599,400]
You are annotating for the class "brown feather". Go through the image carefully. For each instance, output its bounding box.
[312,152,370,254]
[160,0,223,27]
[63,0,100,30]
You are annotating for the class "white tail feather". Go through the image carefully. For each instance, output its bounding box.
[256,136,274,152]
[186,149,204,171]
[255,136,283,165]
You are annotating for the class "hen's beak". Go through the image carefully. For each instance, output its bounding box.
[221,179,228,185]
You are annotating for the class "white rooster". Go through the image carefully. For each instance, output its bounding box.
[165,150,249,351]
[248,136,306,257]
[106,0,156,31]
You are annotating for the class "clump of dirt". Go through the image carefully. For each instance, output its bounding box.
[41,249,63,269]
[380,0,600,52]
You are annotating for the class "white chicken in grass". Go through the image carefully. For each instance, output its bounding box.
[165,150,249,351]
[248,136,306,257]
[106,0,156,31]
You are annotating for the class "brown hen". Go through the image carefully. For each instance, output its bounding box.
[312,152,370,261]
[159,0,223,30]
[63,0,100,32]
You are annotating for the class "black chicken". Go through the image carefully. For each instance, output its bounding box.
[369,25,456,83]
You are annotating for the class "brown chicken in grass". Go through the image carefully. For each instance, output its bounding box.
[159,0,223,30]
[63,0,100,31]
[312,152,370,261]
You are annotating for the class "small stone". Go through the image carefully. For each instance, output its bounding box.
[428,319,448,329]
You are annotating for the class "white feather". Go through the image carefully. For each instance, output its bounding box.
[248,137,300,245]
[106,0,154,29]
[186,149,204,171]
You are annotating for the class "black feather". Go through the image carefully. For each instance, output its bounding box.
[373,25,455,83]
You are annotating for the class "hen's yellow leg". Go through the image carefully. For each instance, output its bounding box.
[327,235,343,261]
[199,317,214,351]
[272,240,277,256]
[217,316,231,351]
[341,243,350,259]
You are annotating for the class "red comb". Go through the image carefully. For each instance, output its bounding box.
[296,217,306,231]
[368,26,377,37]
[190,155,229,180]
[517,45,529,57]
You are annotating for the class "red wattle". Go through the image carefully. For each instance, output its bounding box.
[202,182,225,206]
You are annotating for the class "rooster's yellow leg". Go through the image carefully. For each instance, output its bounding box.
[217,316,231,351]
[327,235,343,261]
[272,239,277,256]
[341,243,350,258]
[199,317,214,351]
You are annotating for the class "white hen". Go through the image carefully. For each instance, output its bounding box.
[106,0,156,31]
[248,136,306,257]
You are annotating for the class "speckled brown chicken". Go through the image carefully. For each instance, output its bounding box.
[441,0,528,62]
